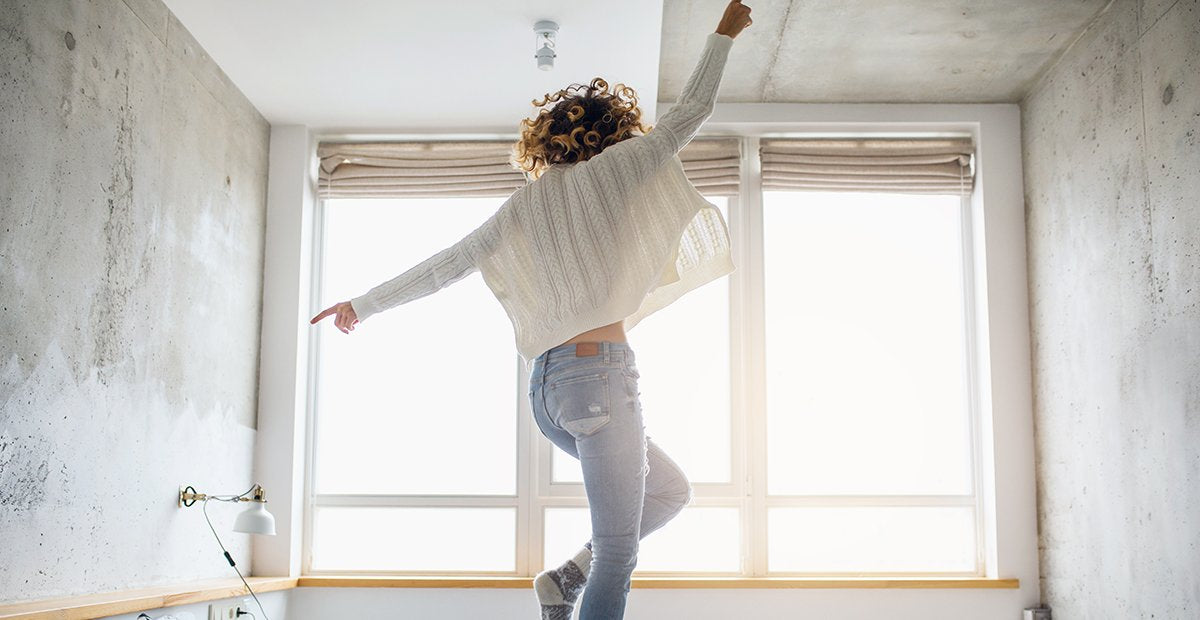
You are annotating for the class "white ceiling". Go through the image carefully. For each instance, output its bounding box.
[165,0,1110,131]
[162,0,666,132]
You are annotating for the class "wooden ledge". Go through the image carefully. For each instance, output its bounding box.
[297,575,1020,590]
[0,577,297,620]
[0,575,1019,619]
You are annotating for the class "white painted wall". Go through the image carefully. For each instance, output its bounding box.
[287,586,1027,620]
[253,125,318,577]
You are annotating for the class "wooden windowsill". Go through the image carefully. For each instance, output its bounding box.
[0,575,1019,619]
[298,575,1020,589]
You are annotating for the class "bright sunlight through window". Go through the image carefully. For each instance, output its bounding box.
[762,191,979,574]
[309,187,981,576]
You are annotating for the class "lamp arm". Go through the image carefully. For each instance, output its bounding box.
[179,483,264,507]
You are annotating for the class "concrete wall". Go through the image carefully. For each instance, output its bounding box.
[1022,0,1199,616]
[0,0,269,603]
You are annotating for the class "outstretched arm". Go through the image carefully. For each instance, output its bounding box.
[348,239,478,322]
[309,237,478,333]
[310,204,502,332]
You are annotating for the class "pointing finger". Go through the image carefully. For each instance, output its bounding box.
[311,306,336,324]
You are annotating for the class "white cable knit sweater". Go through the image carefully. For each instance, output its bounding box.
[350,32,736,367]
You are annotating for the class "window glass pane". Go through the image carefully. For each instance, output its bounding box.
[762,192,972,495]
[544,506,740,573]
[553,198,732,484]
[317,198,517,495]
[768,506,976,573]
[312,507,516,571]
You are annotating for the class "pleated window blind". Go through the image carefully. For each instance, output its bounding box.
[318,141,524,199]
[317,137,741,199]
[759,138,975,195]
[677,137,741,197]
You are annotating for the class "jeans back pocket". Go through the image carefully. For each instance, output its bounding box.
[546,371,611,438]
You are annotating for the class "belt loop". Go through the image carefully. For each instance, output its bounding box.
[603,341,610,364]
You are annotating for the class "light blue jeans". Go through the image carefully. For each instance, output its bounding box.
[529,340,693,619]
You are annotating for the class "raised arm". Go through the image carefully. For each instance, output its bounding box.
[650,31,734,153]
[590,1,751,176]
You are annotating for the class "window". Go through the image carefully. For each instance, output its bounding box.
[307,140,982,577]
[312,196,518,572]
[760,191,979,574]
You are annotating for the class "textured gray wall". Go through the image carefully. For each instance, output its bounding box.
[0,0,269,603]
[1022,0,1199,616]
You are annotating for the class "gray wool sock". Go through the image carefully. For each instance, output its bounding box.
[534,543,593,619]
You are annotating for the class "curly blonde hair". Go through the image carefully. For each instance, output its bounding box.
[511,77,653,180]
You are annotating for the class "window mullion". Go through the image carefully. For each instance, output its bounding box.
[960,192,988,577]
[517,355,534,576]
[737,136,769,577]
[726,189,751,579]
[301,196,330,576]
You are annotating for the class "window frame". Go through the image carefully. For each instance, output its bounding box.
[301,133,989,579]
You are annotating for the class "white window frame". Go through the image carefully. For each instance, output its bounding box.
[251,108,1033,611]
[299,131,991,579]
[695,106,1032,586]
[747,139,986,577]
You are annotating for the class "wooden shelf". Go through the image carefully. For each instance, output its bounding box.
[0,577,297,620]
[0,575,1018,619]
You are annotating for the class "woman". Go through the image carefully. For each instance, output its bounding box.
[312,2,751,617]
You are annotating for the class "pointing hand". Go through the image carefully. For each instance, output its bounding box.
[310,301,359,334]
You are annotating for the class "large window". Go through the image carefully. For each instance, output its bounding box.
[760,191,978,574]
[307,142,982,577]
[311,197,518,572]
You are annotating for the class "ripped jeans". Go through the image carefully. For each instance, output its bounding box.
[528,340,693,619]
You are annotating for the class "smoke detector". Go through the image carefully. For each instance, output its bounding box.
[534,20,558,71]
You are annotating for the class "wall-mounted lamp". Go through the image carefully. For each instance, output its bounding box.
[179,483,276,619]
[534,20,558,71]
[179,483,276,535]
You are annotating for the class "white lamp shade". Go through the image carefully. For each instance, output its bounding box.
[233,502,276,535]
[536,46,555,71]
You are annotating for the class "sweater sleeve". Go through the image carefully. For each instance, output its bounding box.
[589,32,734,179]
[646,31,734,154]
[348,209,500,323]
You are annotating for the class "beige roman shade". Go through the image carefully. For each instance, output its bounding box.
[759,138,975,195]
[678,137,741,196]
[317,137,741,199]
[318,141,525,199]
